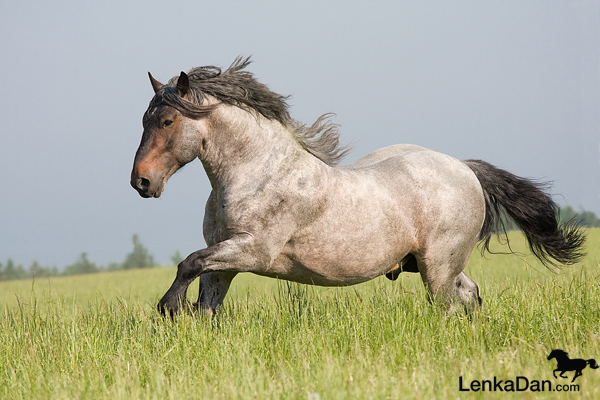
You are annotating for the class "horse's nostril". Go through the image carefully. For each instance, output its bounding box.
[139,177,150,190]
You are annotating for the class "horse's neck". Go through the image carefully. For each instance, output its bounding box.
[200,105,322,189]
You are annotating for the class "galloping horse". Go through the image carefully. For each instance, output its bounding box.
[130,57,585,317]
[548,349,598,382]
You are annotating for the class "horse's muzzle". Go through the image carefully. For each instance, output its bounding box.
[130,173,163,198]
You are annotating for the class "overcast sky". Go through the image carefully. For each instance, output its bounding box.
[1,1,599,268]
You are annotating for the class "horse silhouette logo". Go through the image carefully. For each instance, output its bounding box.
[547,349,598,382]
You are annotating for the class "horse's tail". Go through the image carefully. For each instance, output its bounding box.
[587,359,599,369]
[463,160,585,267]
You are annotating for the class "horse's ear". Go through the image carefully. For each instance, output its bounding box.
[148,72,163,93]
[177,71,189,98]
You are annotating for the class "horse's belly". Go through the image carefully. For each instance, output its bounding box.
[258,227,411,286]
[256,252,383,286]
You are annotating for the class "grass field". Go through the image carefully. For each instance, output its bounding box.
[1,229,599,399]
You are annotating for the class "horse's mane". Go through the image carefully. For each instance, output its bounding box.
[550,349,569,357]
[150,56,350,166]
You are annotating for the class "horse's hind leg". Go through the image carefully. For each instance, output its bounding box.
[193,271,237,317]
[416,240,480,313]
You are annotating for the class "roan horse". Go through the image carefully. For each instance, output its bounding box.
[130,57,585,317]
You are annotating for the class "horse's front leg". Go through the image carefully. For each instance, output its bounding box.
[158,234,267,317]
[559,370,569,379]
[194,271,238,317]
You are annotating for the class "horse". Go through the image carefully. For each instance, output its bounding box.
[130,57,585,317]
[548,349,598,382]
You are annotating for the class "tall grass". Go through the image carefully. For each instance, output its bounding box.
[1,229,599,399]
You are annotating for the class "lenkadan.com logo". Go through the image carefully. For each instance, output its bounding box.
[459,349,597,393]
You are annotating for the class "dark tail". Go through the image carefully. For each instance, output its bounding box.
[587,359,599,369]
[464,160,585,267]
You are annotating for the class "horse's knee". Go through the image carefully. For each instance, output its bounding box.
[176,256,201,281]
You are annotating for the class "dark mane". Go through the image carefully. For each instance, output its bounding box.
[148,56,350,165]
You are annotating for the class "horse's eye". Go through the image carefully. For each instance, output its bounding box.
[163,120,174,128]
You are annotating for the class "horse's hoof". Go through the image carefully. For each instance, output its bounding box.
[157,299,178,319]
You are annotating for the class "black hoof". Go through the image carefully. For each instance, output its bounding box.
[157,297,180,319]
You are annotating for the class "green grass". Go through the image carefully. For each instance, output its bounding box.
[1,229,599,399]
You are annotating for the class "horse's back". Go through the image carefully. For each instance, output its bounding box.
[344,144,482,203]
[342,144,429,169]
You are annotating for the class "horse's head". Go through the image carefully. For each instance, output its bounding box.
[548,349,567,360]
[131,72,207,198]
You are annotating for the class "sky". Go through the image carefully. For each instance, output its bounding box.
[1,1,599,268]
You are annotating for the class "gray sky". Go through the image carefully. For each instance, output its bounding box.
[1,1,599,268]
